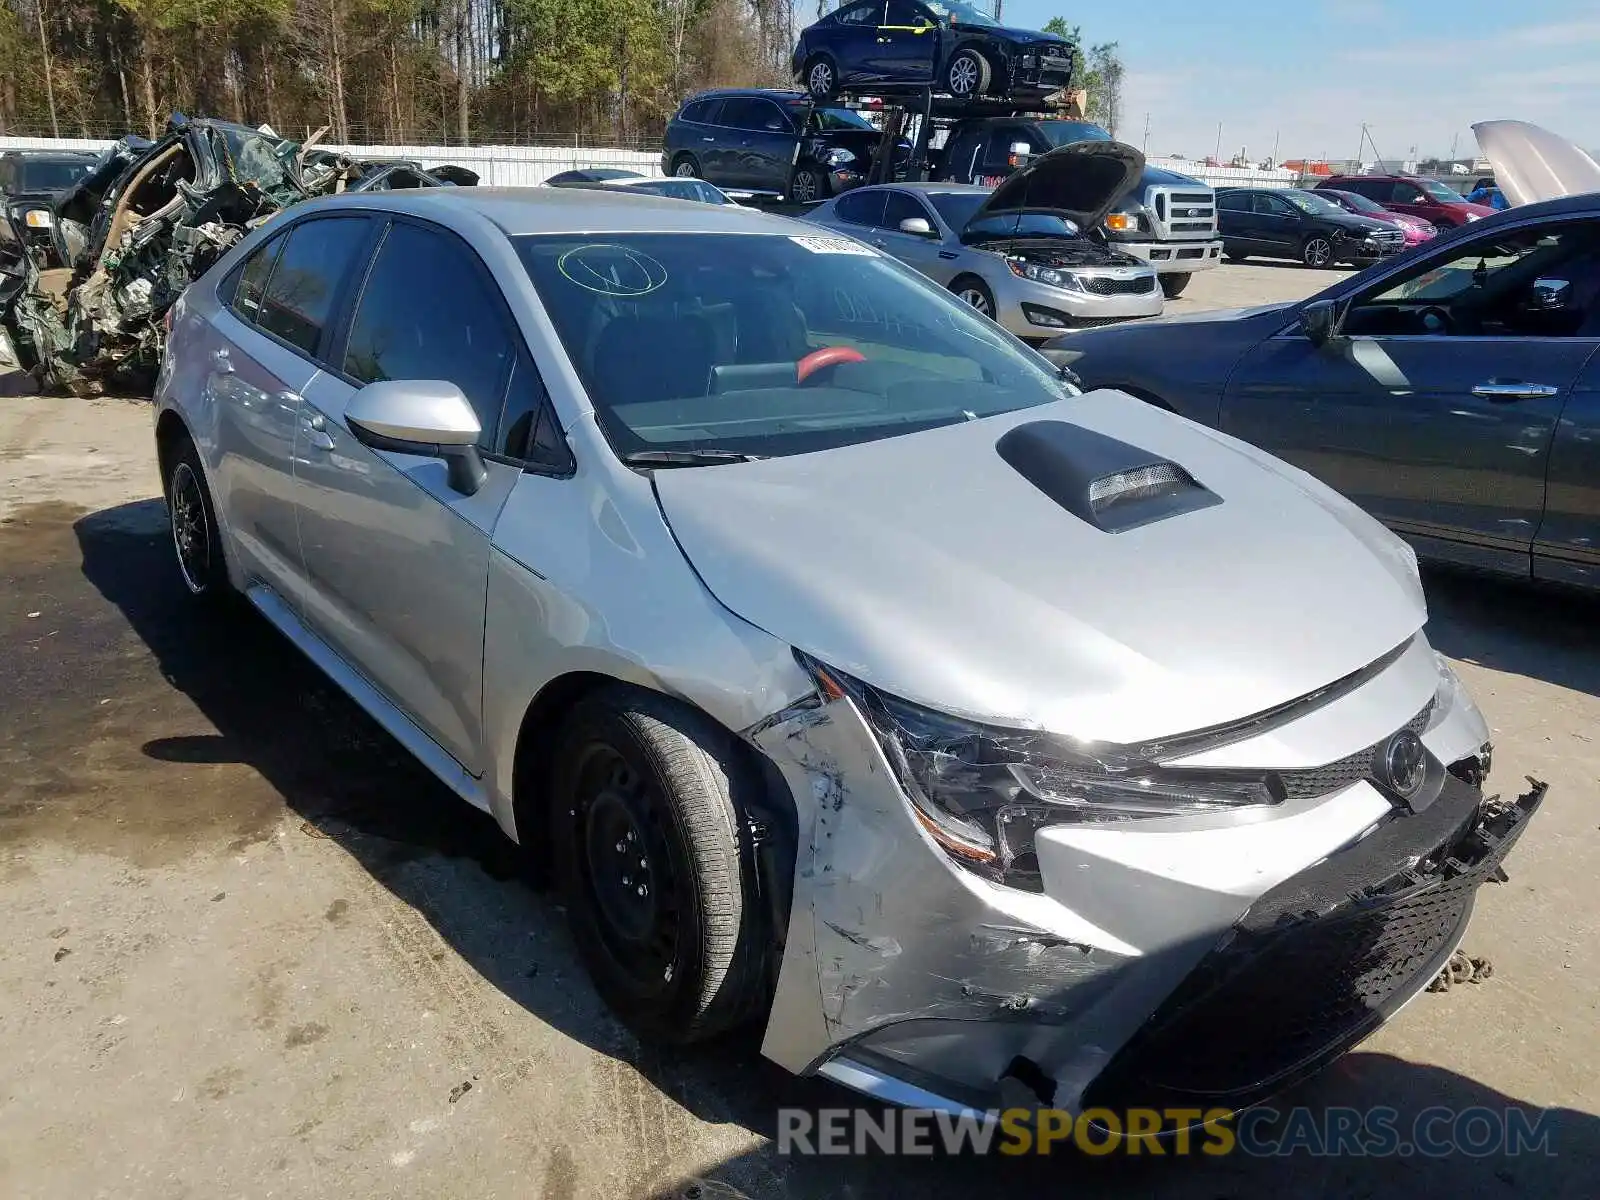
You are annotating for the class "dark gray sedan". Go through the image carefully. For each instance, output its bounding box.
[1045,191,1600,589]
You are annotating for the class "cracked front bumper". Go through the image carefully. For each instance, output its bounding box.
[749,642,1535,1116]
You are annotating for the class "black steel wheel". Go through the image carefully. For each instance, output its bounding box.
[554,687,765,1042]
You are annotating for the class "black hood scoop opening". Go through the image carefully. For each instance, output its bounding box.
[995,420,1221,532]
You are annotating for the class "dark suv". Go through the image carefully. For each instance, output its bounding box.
[0,150,97,267]
[662,88,907,203]
[1315,174,1494,229]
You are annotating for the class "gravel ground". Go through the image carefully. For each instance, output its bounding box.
[0,263,1595,1198]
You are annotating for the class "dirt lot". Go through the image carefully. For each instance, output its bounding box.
[1,263,1596,1199]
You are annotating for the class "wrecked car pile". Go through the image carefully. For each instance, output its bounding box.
[0,114,475,395]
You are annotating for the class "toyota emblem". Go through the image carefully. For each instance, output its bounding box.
[1378,729,1427,799]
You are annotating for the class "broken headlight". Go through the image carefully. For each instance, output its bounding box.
[799,654,1278,890]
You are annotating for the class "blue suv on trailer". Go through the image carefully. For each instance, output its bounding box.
[791,0,1076,102]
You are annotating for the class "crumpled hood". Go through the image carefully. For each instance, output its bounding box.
[1473,119,1600,206]
[653,393,1424,743]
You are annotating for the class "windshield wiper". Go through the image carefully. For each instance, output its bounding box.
[620,449,768,467]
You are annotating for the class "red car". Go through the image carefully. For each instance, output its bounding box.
[1317,188,1437,246]
[1315,174,1495,228]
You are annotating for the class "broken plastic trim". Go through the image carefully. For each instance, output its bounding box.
[793,651,1280,891]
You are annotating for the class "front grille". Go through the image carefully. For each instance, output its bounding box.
[1146,185,1216,241]
[1068,314,1147,328]
[1276,702,1431,800]
[1079,274,1157,296]
[1084,779,1545,1112]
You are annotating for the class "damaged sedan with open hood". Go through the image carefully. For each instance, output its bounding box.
[155,189,1545,1126]
[0,115,472,394]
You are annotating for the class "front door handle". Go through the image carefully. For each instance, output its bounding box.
[1471,381,1560,401]
[302,409,335,451]
[701,136,716,143]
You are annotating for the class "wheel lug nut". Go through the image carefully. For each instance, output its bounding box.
[622,874,631,885]
[637,885,647,897]
[615,841,625,853]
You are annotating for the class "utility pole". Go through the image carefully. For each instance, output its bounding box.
[993,0,1003,21]
[1142,112,1150,155]
[1214,121,1222,163]
[36,0,59,139]
[1271,129,1280,166]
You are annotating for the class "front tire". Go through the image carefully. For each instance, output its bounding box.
[671,154,700,179]
[951,274,997,320]
[1301,235,1336,268]
[554,687,765,1043]
[165,435,230,601]
[944,48,991,98]
[1159,273,1191,299]
[804,55,838,101]
[788,164,828,204]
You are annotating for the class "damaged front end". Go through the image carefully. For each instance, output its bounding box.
[0,115,470,395]
[747,643,1541,1117]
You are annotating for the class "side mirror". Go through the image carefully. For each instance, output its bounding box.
[1300,298,1343,348]
[345,379,488,495]
[898,216,935,236]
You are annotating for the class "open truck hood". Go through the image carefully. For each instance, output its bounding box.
[1473,119,1600,206]
[969,139,1145,234]
[652,392,1425,744]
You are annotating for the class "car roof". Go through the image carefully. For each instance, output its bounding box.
[287,186,801,236]
[683,87,808,104]
[858,182,990,196]
[1,149,97,160]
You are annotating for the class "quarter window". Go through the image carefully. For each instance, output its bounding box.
[499,349,573,471]
[343,222,515,451]
[227,233,285,324]
[256,216,369,355]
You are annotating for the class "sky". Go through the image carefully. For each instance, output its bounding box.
[996,0,1600,162]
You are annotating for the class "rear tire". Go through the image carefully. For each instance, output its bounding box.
[671,154,700,179]
[944,49,991,98]
[1159,273,1191,299]
[554,686,765,1043]
[164,434,231,602]
[951,274,996,320]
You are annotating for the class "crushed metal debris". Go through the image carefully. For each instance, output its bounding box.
[0,114,474,396]
[1428,947,1494,992]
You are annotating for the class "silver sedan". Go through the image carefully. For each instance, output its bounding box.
[153,186,1530,1122]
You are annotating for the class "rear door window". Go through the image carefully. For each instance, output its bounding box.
[256,216,370,356]
[718,98,772,132]
[833,189,887,226]
[342,221,516,451]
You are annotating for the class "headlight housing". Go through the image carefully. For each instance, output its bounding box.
[1007,257,1083,292]
[820,147,856,168]
[799,654,1279,891]
[23,208,52,228]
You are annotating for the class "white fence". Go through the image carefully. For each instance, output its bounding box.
[5,132,1309,191]
[0,135,663,187]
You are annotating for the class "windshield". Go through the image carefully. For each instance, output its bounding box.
[1418,178,1464,203]
[17,159,91,192]
[629,178,732,205]
[515,232,1067,459]
[791,104,878,132]
[1281,189,1347,217]
[1325,188,1384,215]
[1034,121,1112,147]
[928,192,1079,237]
[925,1,999,26]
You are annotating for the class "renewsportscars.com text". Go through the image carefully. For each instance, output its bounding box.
[777,1105,1558,1157]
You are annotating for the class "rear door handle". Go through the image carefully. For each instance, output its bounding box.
[1471,381,1560,401]
[701,136,715,143]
